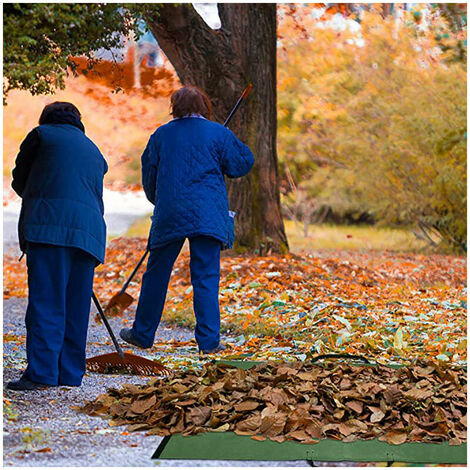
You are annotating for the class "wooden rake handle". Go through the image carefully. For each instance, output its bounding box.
[119,248,150,295]
[92,291,125,358]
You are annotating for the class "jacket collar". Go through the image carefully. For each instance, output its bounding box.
[41,110,85,133]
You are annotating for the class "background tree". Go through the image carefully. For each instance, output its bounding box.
[4,3,288,254]
[142,4,288,254]
[277,5,467,251]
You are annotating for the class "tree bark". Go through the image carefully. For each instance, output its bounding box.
[144,4,288,253]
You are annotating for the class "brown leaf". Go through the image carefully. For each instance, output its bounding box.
[129,395,156,415]
[333,409,345,419]
[288,430,310,441]
[404,387,433,401]
[259,413,287,437]
[234,400,260,412]
[127,423,152,432]
[339,422,356,437]
[211,423,230,432]
[172,383,189,394]
[342,434,358,443]
[189,406,211,426]
[346,400,363,414]
[235,414,262,433]
[385,431,407,445]
[306,424,322,439]
[383,385,402,404]
[370,410,385,423]
[449,437,462,446]
[34,447,52,453]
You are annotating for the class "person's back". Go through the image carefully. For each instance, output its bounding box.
[19,122,107,262]
[121,86,254,354]
[144,116,253,249]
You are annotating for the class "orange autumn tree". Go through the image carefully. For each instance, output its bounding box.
[277,5,467,251]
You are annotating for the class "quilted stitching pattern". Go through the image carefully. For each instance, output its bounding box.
[142,118,254,249]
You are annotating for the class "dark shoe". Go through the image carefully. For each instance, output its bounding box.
[119,328,150,349]
[199,343,227,355]
[6,378,52,391]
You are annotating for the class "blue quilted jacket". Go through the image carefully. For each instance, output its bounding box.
[142,117,254,249]
[12,116,108,264]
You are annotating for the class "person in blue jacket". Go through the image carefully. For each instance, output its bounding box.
[120,86,254,354]
[7,102,108,391]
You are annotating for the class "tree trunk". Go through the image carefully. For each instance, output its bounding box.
[144,4,288,254]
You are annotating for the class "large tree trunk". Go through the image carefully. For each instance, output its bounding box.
[144,4,288,254]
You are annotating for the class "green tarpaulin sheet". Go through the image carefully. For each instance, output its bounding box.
[152,359,466,464]
[153,432,466,464]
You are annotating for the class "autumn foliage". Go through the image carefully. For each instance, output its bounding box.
[4,237,466,366]
[69,45,178,98]
[277,5,467,251]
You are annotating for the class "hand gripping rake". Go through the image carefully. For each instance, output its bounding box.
[86,292,171,376]
[104,83,254,317]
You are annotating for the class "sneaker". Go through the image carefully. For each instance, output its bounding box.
[6,378,53,391]
[199,343,227,355]
[119,328,150,349]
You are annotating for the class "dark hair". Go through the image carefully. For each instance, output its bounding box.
[39,101,81,125]
[170,86,212,119]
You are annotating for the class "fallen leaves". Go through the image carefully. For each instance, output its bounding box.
[81,359,467,446]
[4,237,467,368]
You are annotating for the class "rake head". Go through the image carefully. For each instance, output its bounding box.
[104,292,135,316]
[86,352,172,377]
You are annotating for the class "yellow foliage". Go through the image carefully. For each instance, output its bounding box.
[277,6,467,251]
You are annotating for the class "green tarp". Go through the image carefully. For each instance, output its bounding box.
[152,359,466,464]
[154,432,466,464]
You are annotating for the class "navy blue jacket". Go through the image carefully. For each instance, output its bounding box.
[12,117,108,264]
[142,117,254,249]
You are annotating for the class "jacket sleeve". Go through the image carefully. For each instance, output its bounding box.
[141,135,158,205]
[220,129,255,178]
[11,129,40,198]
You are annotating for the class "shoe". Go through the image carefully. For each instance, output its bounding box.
[6,378,52,391]
[119,328,150,349]
[199,343,227,355]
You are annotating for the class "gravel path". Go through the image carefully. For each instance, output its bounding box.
[3,298,317,467]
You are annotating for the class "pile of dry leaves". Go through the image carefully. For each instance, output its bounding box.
[81,360,466,445]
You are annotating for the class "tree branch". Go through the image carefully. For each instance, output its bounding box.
[144,4,222,85]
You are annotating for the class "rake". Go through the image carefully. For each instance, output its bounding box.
[104,83,254,317]
[86,292,171,376]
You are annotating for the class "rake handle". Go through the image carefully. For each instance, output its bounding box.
[223,83,253,127]
[119,248,150,295]
[92,291,125,359]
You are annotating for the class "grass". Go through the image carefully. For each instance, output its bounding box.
[125,216,432,253]
[284,220,431,253]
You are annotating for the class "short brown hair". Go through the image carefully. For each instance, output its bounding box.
[39,101,81,125]
[170,86,212,119]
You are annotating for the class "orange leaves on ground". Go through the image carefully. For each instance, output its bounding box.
[4,237,466,366]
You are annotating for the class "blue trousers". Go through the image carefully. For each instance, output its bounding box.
[22,243,95,386]
[132,236,221,350]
